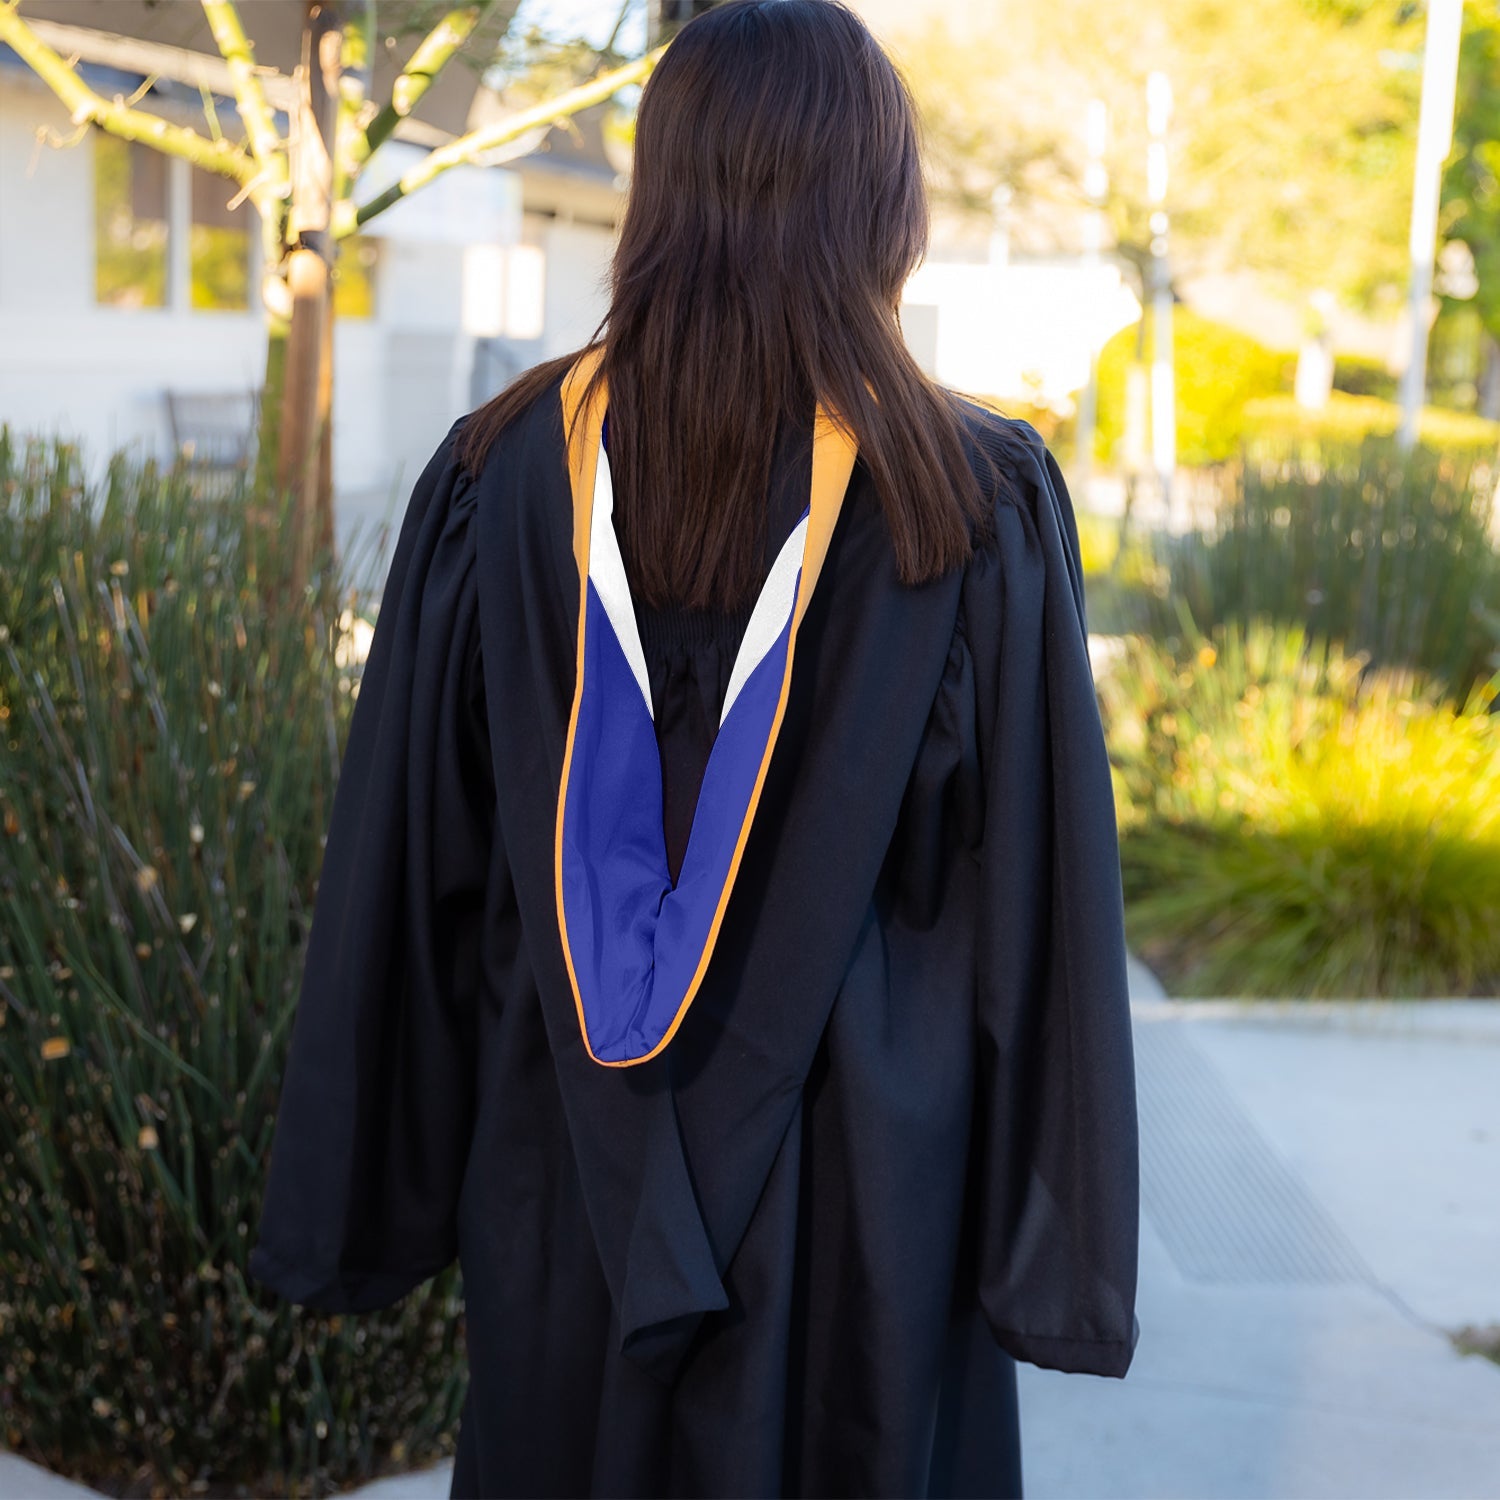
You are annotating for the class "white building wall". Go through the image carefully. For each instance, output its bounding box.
[534,215,616,358]
[0,72,519,540]
[0,77,94,312]
[0,79,267,468]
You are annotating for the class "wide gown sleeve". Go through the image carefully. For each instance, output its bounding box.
[248,416,494,1312]
[964,420,1141,1378]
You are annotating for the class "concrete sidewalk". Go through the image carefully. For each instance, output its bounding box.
[1017,963,1500,1499]
[6,966,1499,1500]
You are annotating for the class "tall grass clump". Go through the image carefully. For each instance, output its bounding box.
[0,430,466,1497]
[1161,433,1500,696]
[1100,619,1500,998]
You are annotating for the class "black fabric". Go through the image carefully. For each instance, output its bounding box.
[248,371,1140,1500]
[628,408,812,887]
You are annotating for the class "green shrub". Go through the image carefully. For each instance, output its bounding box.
[1332,352,1399,403]
[1100,620,1500,998]
[1427,300,1490,414]
[1096,308,1297,467]
[1161,432,1500,696]
[0,431,466,1496]
[1242,391,1500,459]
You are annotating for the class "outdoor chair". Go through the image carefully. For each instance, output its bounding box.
[163,388,261,501]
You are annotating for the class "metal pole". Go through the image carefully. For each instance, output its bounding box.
[166,155,191,313]
[1397,0,1465,451]
[1073,98,1108,509]
[1146,71,1176,525]
[989,182,1013,268]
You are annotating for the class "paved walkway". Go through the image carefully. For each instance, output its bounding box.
[1018,964,1500,1499]
[6,963,1499,1499]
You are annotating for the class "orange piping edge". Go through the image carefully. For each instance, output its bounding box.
[555,345,609,1065]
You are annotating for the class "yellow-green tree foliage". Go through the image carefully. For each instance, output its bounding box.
[891,0,1424,317]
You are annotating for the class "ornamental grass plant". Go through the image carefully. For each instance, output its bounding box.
[0,431,466,1497]
[1160,432,1500,697]
[1100,618,1500,999]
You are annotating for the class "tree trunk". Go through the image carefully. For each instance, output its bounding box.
[317,279,334,556]
[277,247,331,596]
[276,1,341,602]
[1114,292,1149,568]
[255,319,287,503]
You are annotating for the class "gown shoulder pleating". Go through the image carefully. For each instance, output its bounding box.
[247,382,1140,1499]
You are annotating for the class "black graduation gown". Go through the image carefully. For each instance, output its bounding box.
[247,359,1141,1500]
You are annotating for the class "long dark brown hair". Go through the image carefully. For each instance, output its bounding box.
[454,0,1011,612]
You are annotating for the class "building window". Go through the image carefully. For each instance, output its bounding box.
[190,163,252,311]
[94,133,167,308]
[94,131,254,312]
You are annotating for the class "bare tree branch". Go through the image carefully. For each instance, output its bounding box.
[603,0,634,56]
[332,0,375,207]
[198,0,288,198]
[346,41,664,233]
[352,2,496,174]
[0,0,254,183]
